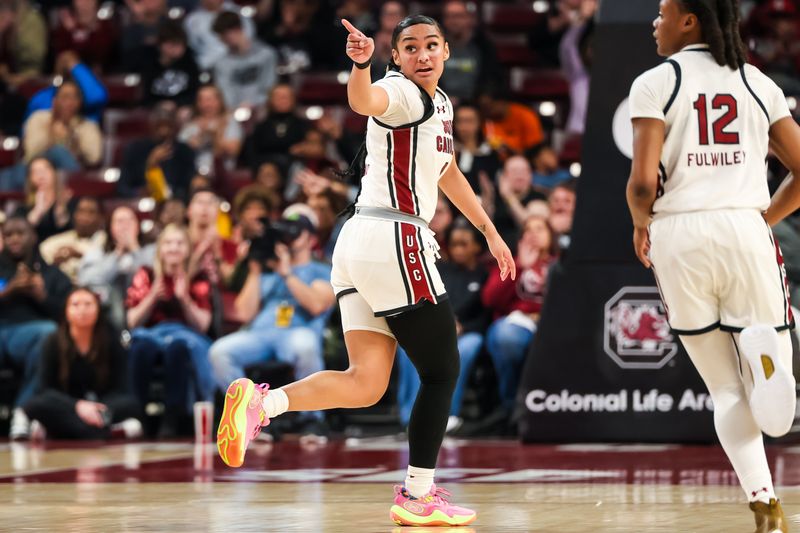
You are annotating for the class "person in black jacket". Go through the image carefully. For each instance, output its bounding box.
[396,217,490,432]
[141,21,200,108]
[0,215,73,439]
[240,83,310,172]
[117,103,196,202]
[23,287,142,439]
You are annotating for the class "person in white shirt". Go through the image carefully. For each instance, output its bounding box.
[627,1,800,530]
[184,0,255,71]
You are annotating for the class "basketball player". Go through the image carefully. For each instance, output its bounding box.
[216,15,515,527]
[627,1,800,531]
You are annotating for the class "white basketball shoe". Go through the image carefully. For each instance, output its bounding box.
[740,325,797,437]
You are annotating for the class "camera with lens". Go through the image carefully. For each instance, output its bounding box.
[247,217,309,264]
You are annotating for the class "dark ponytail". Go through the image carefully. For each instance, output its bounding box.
[388,14,445,72]
[679,0,748,69]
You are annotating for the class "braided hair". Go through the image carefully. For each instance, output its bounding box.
[678,0,748,69]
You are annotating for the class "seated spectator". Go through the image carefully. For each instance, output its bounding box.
[19,157,75,242]
[482,215,557,421]
[209,204,334,435]
[256,0,341,72]
[430,194,454,254]
[145,196,187,243]
[179,84,243,174]
[253,160,286,212]
[440,0,501,103]
[306,187,347,262]
[315,111,365,170]
[78,205,156,331]
[493,155,546,254]
[227,184,272,291]
[242,83,310,177]
[126,224,214,437]
[121,0,168,72]
[26,51,108,124]
[39,196,106,283]
[0,215,72,439]
[0,0,46,88]
[52,0,119,74]
[141,21,200,108]
[397,218,490,433]
[23,81,103,172]
[478,87,544,158]
[118,103,196,202]
[186,187,237,288]
[335,0,376,37]
[184,0,256,71]
[548,180,577,245]
[454,102,501,193]
[23,287,142,440]
[370,1,406,82]
[212,11,278,111]
[528,143,572,192]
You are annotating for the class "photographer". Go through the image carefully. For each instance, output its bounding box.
[209,204,334,434]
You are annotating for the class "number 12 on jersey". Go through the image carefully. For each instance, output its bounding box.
[693,94,740,145]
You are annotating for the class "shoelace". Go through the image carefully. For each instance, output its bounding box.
[425,486,452,507]
[249,383,270,440]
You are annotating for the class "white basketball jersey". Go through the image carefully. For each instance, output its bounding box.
[629,44,792,215]
[356,72,455,223]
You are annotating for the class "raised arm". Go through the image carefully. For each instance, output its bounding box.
[342,19,389,117]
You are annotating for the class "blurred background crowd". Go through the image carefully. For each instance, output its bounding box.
[0,0,797,442]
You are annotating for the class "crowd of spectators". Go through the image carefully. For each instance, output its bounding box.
[0,0,796,441]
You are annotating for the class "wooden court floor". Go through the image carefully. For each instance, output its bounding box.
[2,439,800,532]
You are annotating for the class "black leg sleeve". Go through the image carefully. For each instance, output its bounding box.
[24,390,107,440]
[386,299,460,469]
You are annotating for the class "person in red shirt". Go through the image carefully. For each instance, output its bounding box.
[125,223,215,437]
[482,215,557,416]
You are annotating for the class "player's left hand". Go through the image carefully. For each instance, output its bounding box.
[633,226,651,268]
[487,231,516,281]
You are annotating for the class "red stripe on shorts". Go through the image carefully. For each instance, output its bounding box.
[392,129,414,214]
[400,223,433,305]
[773,235,794,324]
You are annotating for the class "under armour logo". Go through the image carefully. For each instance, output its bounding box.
[437,105,447,114]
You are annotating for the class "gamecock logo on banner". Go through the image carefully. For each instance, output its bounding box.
[604,287,678,369]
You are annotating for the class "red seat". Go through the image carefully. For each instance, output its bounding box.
[67,171,118,198]
[559,134,582,165]
[219,168,253,201]
[297,73,349,106]
[510,68,570,101]
[483,2,545,33]
[104,108,151,137]
[0,145,18,168]
[343,110,367,134]
[102,74,144,107]
[16,77,53,100]
[494,40,539,67]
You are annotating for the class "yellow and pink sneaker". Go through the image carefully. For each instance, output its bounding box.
[217,378,269,468]
[390,484,477,526]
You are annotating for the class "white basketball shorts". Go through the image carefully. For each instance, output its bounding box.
[331,213,447,335]
[649,208,793,335]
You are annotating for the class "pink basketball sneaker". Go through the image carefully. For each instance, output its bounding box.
[217,378,269,467]
[390,484,477,526]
